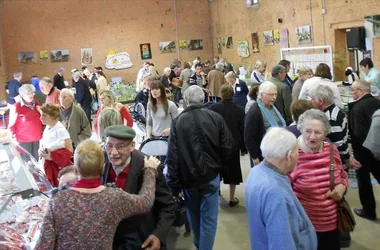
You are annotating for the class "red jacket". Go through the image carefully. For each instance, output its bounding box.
[44,148,73,187]
[9,100,42,143]
[93,106,133,134]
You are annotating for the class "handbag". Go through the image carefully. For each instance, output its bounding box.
[329,144,356,233]
[171,78,183,88]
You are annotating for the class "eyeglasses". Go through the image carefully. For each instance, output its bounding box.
[104,142,131,152]
[303,129,324,136]
[351,88,361,92]
[263,93,278,97]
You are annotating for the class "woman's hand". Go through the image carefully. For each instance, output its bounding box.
[144,156,161,170]
[325,183,346,201]
[39,149,52,160]
[161,128,170,137]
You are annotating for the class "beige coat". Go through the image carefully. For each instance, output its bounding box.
[96,76,108,98]
[207,69,226,97]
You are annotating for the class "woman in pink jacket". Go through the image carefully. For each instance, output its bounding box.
[289,109,348,250]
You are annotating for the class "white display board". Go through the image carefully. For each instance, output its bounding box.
[281,45,334,78]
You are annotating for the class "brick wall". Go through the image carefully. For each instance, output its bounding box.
[209,0,380,80]
[0,0,213,83]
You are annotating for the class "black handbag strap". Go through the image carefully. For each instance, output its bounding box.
[329,143,335,191]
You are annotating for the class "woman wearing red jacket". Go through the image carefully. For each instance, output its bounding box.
[93,90,133,135]
[9,84,42,160]
[289,109,348,250]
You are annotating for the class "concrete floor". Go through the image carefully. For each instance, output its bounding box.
[167,154,380,250]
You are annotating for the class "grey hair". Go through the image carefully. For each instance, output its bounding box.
[184,85,205,106]
[13,70,22,78]
[98,108,122,142]
[298,66,313,76]
[353,79,371,93]
[271,65,286,77]
[60,88,74,99]
[309,85,334,105]
[72,71,81,80]
[18,84,35,97]
[58,67,65,73]
[254,60,267,69]
[297,109,331,133]
[40,77,53,85]
[258,81,277,97]
[225,71,236,80]
[163,67,171,74]
[261,127,297,159]
[215,62,225,71]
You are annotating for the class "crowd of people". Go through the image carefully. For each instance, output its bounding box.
[3,55,380,250]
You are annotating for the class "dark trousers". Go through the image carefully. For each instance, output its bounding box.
[82,104,92,127]
[356,157,380,217]
[19,141,40,161]
[317,230,340,250]
[172,86,182,104]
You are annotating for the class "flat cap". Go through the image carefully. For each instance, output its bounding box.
[104,125,136,140]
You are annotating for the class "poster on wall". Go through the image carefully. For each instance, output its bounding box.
[18,52,36,64]
[273,29,280,43]
[221,37,226,47]
[251,33,260,53]
[159,41,176,53]
[139,43,152,60]
[81,48,93,65]
[263,30,274,45]
[40,50,48,61]
[296,25,312,44]
[187,39,203,50]
[179,40,187,50]
[50,49,69,62]
[280,28,289,49]
[217,37,222,54]
[225,37,233,49]
[105,51,133,70]
[237,40,250,58]
[365,15,380,38]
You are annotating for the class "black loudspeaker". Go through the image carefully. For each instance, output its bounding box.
[346,27,366,51]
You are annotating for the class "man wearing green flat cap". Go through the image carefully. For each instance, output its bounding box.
[101,125,175,250]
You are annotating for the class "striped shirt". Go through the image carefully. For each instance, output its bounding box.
[324,104,350,161]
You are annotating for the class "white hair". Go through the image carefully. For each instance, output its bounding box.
[72,71,81,80]
[261,127,297,159]
[353,79,371,93]
[60,88,74,99]
[258,81,277,96]
[13,70,22,78]
[163,67,171,74]
[297,109,331,133]
[19,84,35,97]
[215,62,224,71]
[254,60,267,69]
[309,85,334,105]
[183,85,205,106]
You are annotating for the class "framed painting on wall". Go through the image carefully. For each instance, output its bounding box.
[251,33,260,53]
[365,15,380,38]
[296,25,312,44]
[217,37,222,54]
[140,43,152,60]
[50,49,69,62]
[81,48,93,65]
[280,28,289,48]
[18,52,36,64]
[226,37,233,49]
[273,29,280,43]
[263,30,274,45]
[159,41,176,53]
[179,40,187,50]
[40,50,48,61]
[187,39,203,50]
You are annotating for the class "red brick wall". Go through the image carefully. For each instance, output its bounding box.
[209,0,380,80]
[0,5,7,101]
[0,0,213,83]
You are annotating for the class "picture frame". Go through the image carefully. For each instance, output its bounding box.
[50,49,69,62]
[140,43,152,60]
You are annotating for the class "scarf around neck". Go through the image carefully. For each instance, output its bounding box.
[257,99,286,127]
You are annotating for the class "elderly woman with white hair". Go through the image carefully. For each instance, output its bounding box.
[292,66,314,100]
[289,109,348,250]
[250,60,267,84]
[244,81,286,167]
[246,127,317,250]
[9,84,43,160]
[160,67,172,89]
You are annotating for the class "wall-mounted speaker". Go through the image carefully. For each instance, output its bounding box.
[346,27,366,51]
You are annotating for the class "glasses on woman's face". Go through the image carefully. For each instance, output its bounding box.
[263,92,278,97]
[303,129,324,137]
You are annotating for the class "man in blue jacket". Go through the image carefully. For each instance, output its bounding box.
[225,71,249,107]
[7,70,22,104]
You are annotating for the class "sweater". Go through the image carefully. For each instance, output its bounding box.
[245,162,317,250]
[94,105,134,134]
[53,73,66,90]
[289,141,349,232]
[9,100,42,142]
[7,79,22,104]
[35,168,156,250]
[45,87,60,105]
[146,100,178,137]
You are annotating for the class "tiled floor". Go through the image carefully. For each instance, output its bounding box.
[167,154,380,250]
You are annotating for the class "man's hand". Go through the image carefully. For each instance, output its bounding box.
[253,158,260,166]
[325,184,346,201]
[39,149,52,160]
[350,155,362,170]
[142,234,161,250]
[161,128,170,137]
[144,156,161,170]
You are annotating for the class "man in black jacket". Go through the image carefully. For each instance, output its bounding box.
[166,85,233,250]
[53,67,66,90]
[348,80,380,220]
[72,71,92,126]
[102,125,175,250]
